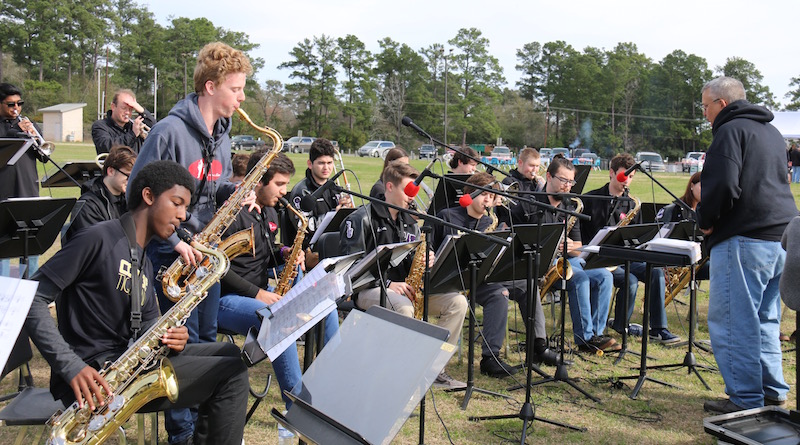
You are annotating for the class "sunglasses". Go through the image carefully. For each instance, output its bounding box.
[5,101,24,107]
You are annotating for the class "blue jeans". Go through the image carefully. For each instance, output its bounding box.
[145,242,220,444]
[611,262,668,332]
[0,255,39,278]
[218,293,339,409]
[708,236,788,408]
[566,257,613,343]
[792,167,800,183]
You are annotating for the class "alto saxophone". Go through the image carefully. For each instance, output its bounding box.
[406,233,427,319]
[665,256,708,307]
[539,197,583,298]
[604,188,640,272]
[46,242,235,445]
[274,197,309,296]
[162,108,283,301]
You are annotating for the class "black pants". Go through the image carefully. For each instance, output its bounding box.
[141,342,249,445]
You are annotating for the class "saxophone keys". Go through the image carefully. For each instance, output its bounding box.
[166,285,182,299]
[195,266,209,278]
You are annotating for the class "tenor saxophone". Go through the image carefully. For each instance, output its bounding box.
[162,108,283,301]
[664,256,708,307]
[47,243,231,445]
[406,233,427,319]
[274,197,308,296]
[539,197,583,298]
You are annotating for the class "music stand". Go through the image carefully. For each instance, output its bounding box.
[639,202,669,224]
[272,306,456,445]
[571,165,592,194]
[426,232,511,409]
[426,174,471,215]
[41,161,102,188]
[0,198,75,279]
[308,208,357,247]
[472,224,586,434]
[598,245,691,399]
[646,221,715,389]
[344,241,419,296]
[0,139,33,167]
[582,223,661,364]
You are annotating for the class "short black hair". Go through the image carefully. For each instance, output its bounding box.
[309,138,335,162]
[0,83,22,102]
[127,161,195,210]
[247,150,295,185]
[449,146,479,169]
[546,154,575,176]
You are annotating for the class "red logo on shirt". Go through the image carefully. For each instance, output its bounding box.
[187,159,223,181]
[268,221,278,233]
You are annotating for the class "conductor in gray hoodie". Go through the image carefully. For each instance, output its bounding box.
[127,42,254,445]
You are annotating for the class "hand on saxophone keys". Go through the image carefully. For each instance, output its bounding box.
[389,281,415,300]
[161,325,189,352]
[70,366,113,410]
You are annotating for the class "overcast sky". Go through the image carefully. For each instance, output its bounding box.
[141,0,797,107]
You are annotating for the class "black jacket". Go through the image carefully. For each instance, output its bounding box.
[339,199,419,283]
[91,109,155,154]
[500,168,544,225]
[580,184,641,243]
[0,117,46,200]
[284,168,341,247]
[64,177,127,243]
[697,100,798,249]
[221,205,284,298]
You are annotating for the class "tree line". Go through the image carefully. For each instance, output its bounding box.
[2,1,799,160]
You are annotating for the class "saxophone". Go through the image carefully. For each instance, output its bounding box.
[406,233,427,319]
[162,108,283,301]
[274,197,308,296]
[665,256,708,307]
[616,187,641,227]
[539,198,583,298]
[47,243,233,445]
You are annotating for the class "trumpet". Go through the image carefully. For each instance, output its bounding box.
[19,116,55,156]
[141,123,151,138]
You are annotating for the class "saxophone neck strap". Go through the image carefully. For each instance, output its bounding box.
[120,212,143,338]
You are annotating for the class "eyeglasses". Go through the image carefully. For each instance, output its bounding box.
[116,169,131,179]
[553,175,577,186]
[702,98,721,111]
[4,101,24,107]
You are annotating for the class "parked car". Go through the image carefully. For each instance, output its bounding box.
[539,148,553,167]
[635,151,666,172]
[551,147,571,159]
[357,140,396,157]
[681,151,705,172]
[571,148,591,158]
[573,152,598,166]
[418,144,437,159]
[489,146,512,160]
[231,135,266,151]
[282,136,316,153]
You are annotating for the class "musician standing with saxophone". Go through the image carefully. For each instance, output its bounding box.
[128,42,255,445]
[91,89,155,155]
[581,153,680,344]
[0,83,48,277]
[25,161,248,445]
[339,161,468,389]
[698,77,797,414]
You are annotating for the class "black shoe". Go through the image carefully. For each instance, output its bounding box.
[765,397,787,408]
[533,348,572,366]
[480,356,519,378]
[703,398,745,414]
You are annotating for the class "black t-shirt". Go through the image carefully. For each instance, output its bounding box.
[221,205,283,297]
[39,219,160,368]
[525,194,582,243]
[581,183,640,242]
[433,206,492,252]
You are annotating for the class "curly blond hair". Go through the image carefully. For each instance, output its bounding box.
[193,42,253,95]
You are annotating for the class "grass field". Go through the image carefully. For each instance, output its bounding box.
[2,142,799,444]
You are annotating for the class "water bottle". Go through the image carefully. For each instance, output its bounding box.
[277,411,296,445]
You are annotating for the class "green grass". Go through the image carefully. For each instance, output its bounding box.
[3,142,799,444]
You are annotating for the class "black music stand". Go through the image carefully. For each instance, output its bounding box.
[307,208,357,248]
[645,221,715,389]
[272,306,455,445]
[426,173,470,215]
[472,224,586,434]
[41,161,102,188]
[427,232,511,409]
[639,202,669,224]
[0,139,33,167]
[0,198,75,279]
[583,223,661,364]
[571,165,592,194]
[597,245,690,399]
[345,241,419,297]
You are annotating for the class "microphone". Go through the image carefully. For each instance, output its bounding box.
[616,162,642,182]
[401,116,432,139]
[404,158,437,197]
[299,170,345,212]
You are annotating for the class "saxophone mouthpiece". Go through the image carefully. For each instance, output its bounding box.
[176,227,193,243]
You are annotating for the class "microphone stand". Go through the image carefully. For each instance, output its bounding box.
[631,165,713,388]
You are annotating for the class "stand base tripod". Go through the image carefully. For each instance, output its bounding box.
[469,401,586,433]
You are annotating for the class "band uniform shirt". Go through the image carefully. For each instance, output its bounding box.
[581,183,640,242]
[284,168,342,246]
[30,218,159,399]
[527,194,583,244]
[339,199,419,283]
[432,206,492,252]
[0,117,45,200]
[221,205,284,298]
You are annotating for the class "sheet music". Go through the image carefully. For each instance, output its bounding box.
[258,272,342,361]
[308,210,336,245]
[0,277,37,372]
[578,226,616,259]
[640,238,702,263]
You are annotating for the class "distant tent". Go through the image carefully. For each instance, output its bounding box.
[771,111,800,139]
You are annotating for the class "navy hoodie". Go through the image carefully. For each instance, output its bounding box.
[129,93,237,247]
[697,100,798,249]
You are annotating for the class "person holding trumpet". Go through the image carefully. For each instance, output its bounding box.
[91,88,155,155]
